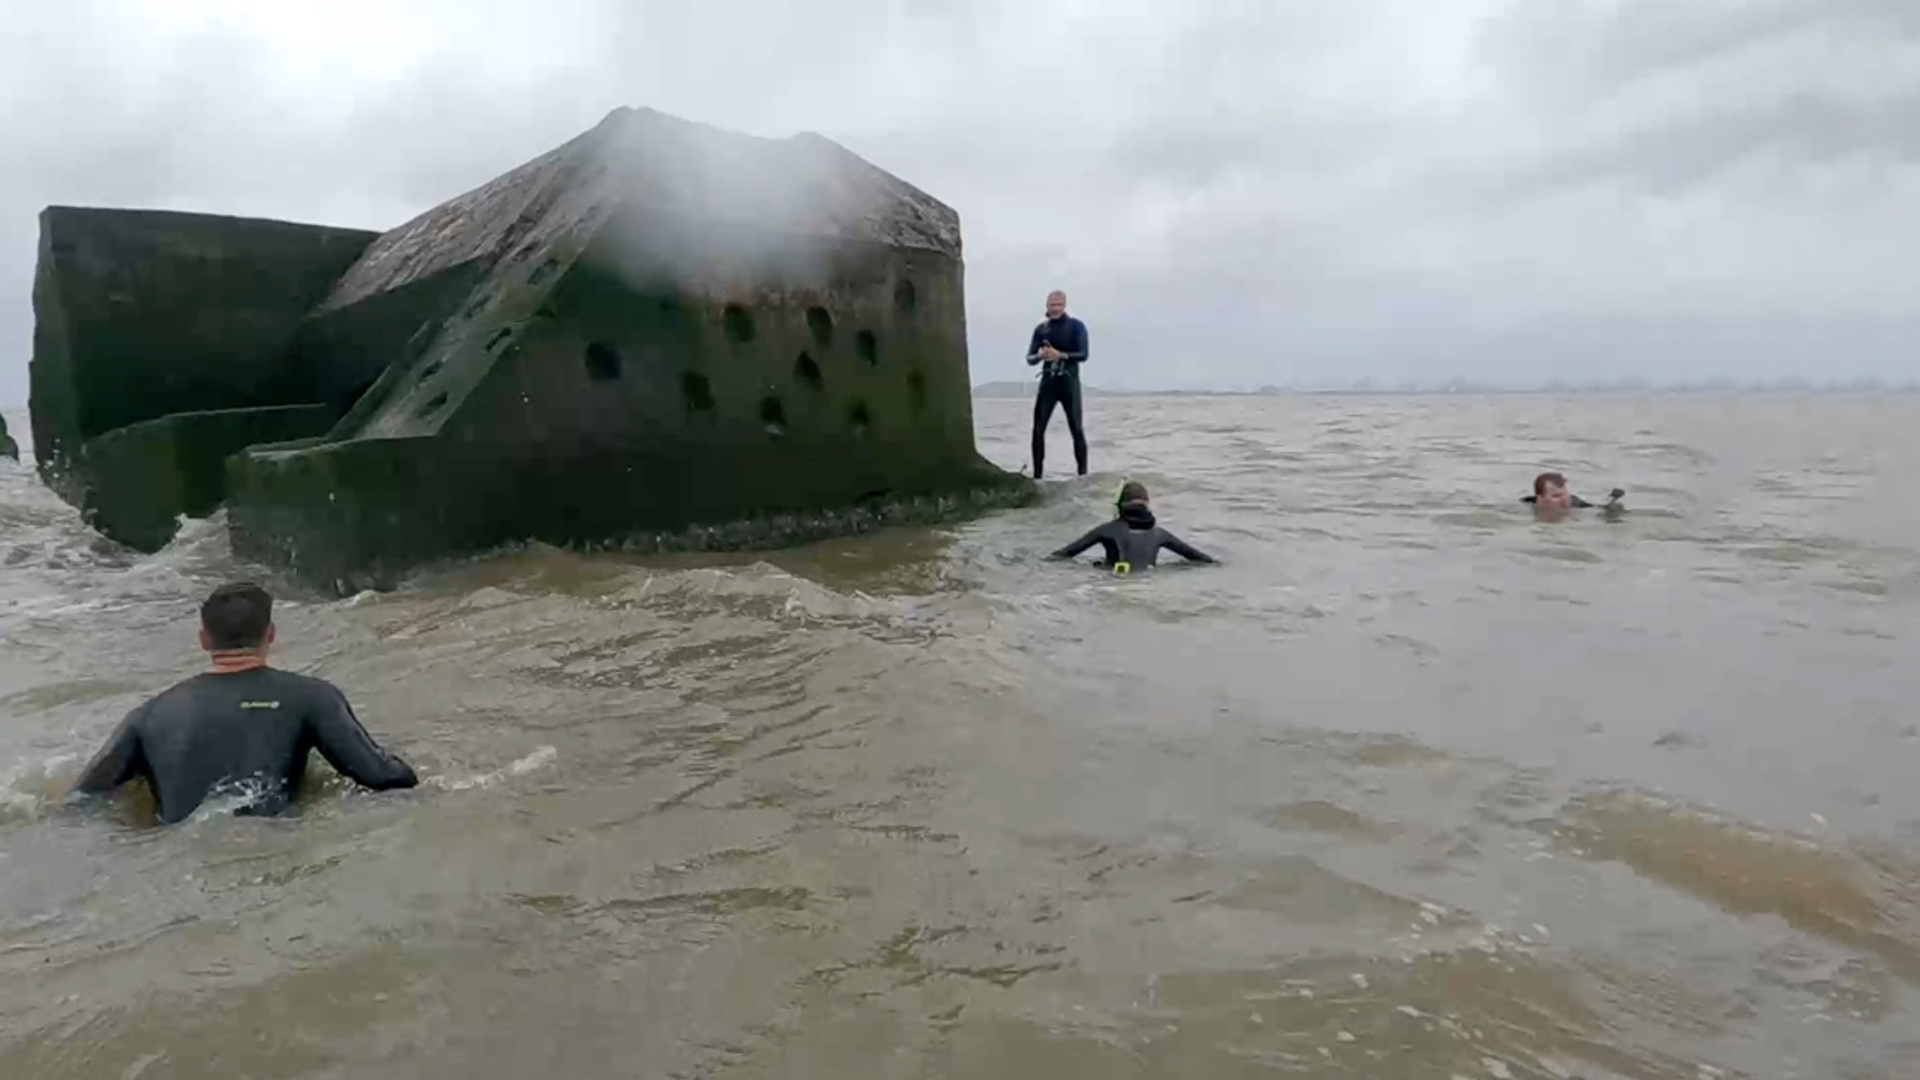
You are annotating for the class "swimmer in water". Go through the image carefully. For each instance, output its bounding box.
[1522,472,1624,520]
[1049,480,1216,571]
[67,582,418,825]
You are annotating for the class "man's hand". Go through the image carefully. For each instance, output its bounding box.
[1037,344,1062,361]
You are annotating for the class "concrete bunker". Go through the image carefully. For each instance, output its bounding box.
[24,107,1030,579]
[217,106,1028,590]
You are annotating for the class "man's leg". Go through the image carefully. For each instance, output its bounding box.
[1031,378,1061,478]
[1062,374,1089,475]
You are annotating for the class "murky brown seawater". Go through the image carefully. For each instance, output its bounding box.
[2,395,1917,1079]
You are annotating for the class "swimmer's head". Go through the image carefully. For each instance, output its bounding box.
[1533,472,1572,512]
[199,581,276,656]
[1116,480,1149,510]
[1045,290,1067,319]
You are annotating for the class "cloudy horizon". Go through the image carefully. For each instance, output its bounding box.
[3,0,1916,406]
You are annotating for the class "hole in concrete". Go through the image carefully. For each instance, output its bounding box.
[418,359,444,382]
[533,305,559,321]
[847,399,872,437]
[856,330,878,367]
[907,369,928,412]
[681,372,715,414]
[894,278,917,312]
[806,306,834,347]
[417,392,450,419]
[760,395,788,437]
[723,305,756,344]
[794,352,823,391]
[585,341,623,382]
[485,328,514,353]
[529,257,561,286]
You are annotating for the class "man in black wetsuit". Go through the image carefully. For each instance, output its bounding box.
[1522,472,1625,521]
[1049,481,1215,571]
[1026,289,1091,478]
[68,582,418,824]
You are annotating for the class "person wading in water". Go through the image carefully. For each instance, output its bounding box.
[68,582,418,824]
[1049,481,1215,572]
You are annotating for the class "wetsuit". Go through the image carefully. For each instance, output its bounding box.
[1050,503,1214,569]
[1521,488,1625,510]
[70,668,417,824]
[1026,315,1090,478]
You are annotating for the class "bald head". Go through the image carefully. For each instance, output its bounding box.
[1045,290,1067,319]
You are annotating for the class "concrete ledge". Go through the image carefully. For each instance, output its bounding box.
[229,435,1032,595]
[74,405,335,551]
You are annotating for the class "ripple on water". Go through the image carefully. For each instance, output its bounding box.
[1263,800,1397,843]
[1547,790,1920,982]
[1519,544,1604,564]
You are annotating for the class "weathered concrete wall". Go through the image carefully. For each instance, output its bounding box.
[28,207,378,485]
[228,106,1027,591]
[275,128,601,421]
[75,405,334,551]
[290,264,489,414]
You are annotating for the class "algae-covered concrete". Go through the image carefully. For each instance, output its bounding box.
[229,106,1027,591]
[25,207,378,548]
[29,207,378,485]
[73,406,335,551]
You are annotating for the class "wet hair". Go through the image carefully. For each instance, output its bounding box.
[1533,472,1568,497]
[1116,480,1149,507]
[200,582,273,650]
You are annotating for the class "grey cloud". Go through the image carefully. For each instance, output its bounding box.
[1487,86,1920,201]
[1478,0,1920,103]
[3,0,1919,406]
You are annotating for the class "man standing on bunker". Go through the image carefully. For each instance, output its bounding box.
[1025,289,1091,478]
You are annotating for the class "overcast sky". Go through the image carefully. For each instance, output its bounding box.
[3,0,1917,402]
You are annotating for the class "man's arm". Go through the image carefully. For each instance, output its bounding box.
[1160,531,1216,564]
[69,705,148,799]
[308,685,419,791]
[1049,524,1108,560]
[1025,324,1047,365]
[1060,318,1089,363]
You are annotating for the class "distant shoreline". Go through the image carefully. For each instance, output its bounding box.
[9,381,1919,416]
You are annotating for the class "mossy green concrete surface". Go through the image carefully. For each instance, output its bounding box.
[229,106,1029,592]
[28,207,377,488]
[26,207,377,542]
[74,406,335,551]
